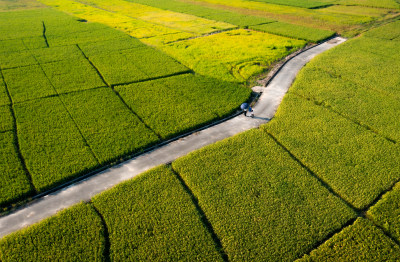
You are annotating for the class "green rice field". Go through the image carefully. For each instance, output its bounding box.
[1,0,400,260]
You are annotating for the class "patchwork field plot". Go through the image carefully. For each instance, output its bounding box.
[0,203,105,261]
[92,166,223,261]
[298,218,400,261]
[1,0,400,261]
[2,65,56,103]
[262,94,400,210]
[60,88,160,164]
[289,21,400,142]
[162,29,306,81]
[173,129,355,261]
[180,0,394,32]
[15,96,99,192]
[116,74,251,139]
[88,47,190,86]
[0,6,253,206]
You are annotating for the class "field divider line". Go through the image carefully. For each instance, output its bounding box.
[0,69,38,197]
[110,70,193,88]
[291,92,397,144]
[12,86,108,106]
[76,44,164,141]
[89,202,111,262]
[169,165,229,262]
[364,216,400,247]
[264,130,360,212]
[294,217,358,260]
[42,21,49,48]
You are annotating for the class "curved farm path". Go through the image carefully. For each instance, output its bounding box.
[0,37,346,238]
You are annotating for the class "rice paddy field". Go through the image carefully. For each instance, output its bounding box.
[1,0,400,260]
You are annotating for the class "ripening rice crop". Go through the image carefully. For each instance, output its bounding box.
[172,128,356,261]
[367,183,400,243]
[80,0,236,35]
[262,94,400,210]
[60,87,160,164]
[92,165,223,261]
[0,131,33,206]
[41,58,106,93]
[0,80,10,106]
[88,47,190,86]
[2,65,56,103]
[39,0,195,43]
[0,203,106,261]
[116,74,251,139]
[162,29,306,82]
[14,96,99,192]
[297,218,400,261]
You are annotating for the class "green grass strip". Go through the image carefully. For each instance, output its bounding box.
[60,87,160,164]
[0,131,32,207]
[0,203,106,261]
[249,0,332,9]
[92,165,223,261]
[297,218,400,261]
[14,96,99,192]
[125,0,275,26]
[337,0,400,9]
[172,128,356,261]
[367,183,400,243]
[250,22,335,43]
[263,94,400,210]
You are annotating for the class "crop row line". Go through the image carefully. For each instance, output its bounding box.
[292,92,397,144]
[110,70,193,89]
[0,68,37,197]
[42,21,49,48]
[75,44,164,140]
[89,202,111,262]
[169,164,229,262]
[11,86,107,106]
[30,50,101,164]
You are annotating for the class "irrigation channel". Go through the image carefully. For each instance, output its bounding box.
[0,36,346,237]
